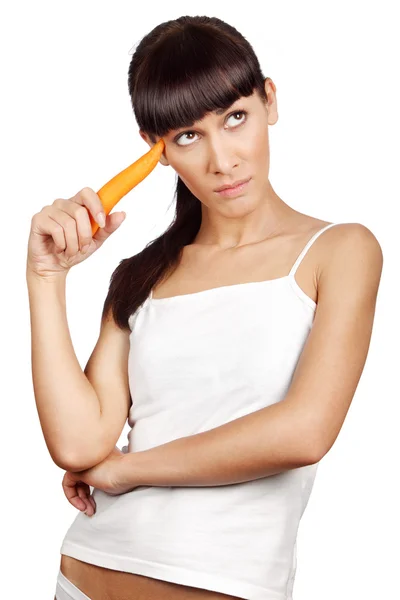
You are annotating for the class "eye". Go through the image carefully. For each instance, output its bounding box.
[175,110,248,147]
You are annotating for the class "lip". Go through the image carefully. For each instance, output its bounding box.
[215,177,252,197]
[215,177,251,192]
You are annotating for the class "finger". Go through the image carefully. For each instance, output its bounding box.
[53,199,93,253]
[46,208,79,258]
[77,484,93,515]
[35,212,67,253]
[72,187,107,232]
[91,211,126,245]
[62,473,87,511]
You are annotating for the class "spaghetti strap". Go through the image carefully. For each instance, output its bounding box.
[288,222,342,280]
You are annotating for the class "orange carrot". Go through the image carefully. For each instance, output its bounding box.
[90,138,165,236]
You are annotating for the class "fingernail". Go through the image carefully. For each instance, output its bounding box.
[96,212,106,227]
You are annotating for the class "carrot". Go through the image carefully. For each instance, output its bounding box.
[90,138,165,236]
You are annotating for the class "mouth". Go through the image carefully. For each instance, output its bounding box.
[215,177,252,197]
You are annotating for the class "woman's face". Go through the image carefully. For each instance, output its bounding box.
[140,78,278,214]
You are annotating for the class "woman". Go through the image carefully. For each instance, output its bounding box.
[26,15,383,600]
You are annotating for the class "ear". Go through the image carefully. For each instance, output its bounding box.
[139,130,169,166]
[264,78,278,125]
[264,77,277,95]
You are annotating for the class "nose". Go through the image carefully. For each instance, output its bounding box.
[207,134,239,174]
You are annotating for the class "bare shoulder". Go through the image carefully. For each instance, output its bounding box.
[317,221,382,245]
[288,218,383,305]
[315,222,383,284]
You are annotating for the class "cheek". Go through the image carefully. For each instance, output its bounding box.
[173,166,198,193]
[245,126,269,158]
[175,167,196,190]
[169,156,201,188]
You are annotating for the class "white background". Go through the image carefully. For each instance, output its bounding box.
[1,1,398,598]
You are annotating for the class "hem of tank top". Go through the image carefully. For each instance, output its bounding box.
[146,275,316,311]
[127,275,315,332]
[59,541,288,600]
[148,275,290,303]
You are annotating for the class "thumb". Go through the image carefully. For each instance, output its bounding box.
[93,211,126,243]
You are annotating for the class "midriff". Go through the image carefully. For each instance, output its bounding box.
[60,555,243,600]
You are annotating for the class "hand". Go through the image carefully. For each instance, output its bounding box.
[62,446,134,516]
[26,187,126,280]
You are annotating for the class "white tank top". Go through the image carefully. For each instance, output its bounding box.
[60,222,341,600]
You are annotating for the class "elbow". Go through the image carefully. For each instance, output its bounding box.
[43,439,78,471]
[300,434,326,465]
[304,447,324,465]
[51,448,81,472]
[54,451,101,473]
[49,426,114,472]
[51,444,104,473]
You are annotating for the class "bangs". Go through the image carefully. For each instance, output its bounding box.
[130,24,262,142]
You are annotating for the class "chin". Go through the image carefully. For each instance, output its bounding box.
[218,195,257,215]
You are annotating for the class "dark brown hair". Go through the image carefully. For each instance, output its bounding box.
[101,15,268,331]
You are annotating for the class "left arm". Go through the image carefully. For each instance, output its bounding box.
[118,224,383,488]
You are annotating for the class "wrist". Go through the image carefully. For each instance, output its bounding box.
[26,266,69,285]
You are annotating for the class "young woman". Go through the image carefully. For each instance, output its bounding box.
[26,15,383,600]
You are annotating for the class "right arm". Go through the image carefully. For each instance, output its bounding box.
[26,188,129,472]
[27,270,131,472]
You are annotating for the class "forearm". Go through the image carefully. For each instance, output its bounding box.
[120,399,321,488]
[26,269,102,469]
